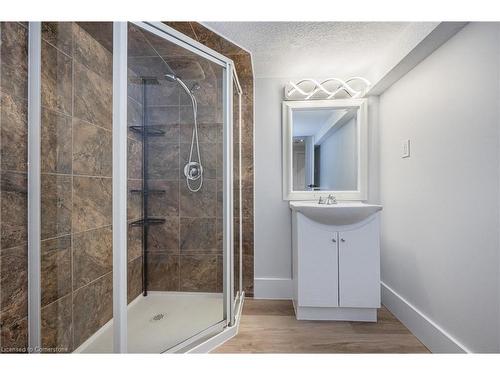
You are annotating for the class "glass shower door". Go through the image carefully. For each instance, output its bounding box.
[124,22,233,353]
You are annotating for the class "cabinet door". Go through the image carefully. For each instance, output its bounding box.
[297,214,339,307]
[338,218,380,308]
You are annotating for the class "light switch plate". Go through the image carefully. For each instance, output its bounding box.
[401,139,410,158]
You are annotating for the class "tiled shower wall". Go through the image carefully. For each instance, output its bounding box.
[127,23,254,296]
[37,22,116,352]
[0,22,144,353]
[37,22,143,352]
[127,24,226,294]
[0,22,29,353]
[166,22,254,296]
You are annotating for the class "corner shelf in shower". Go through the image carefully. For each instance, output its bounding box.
[132,77,174,297]
[128,217,166,227]
[130,189,166,195]
[128,125,166,136]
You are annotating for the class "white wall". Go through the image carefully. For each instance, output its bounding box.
[319,117,357,190]
[254,78,379,298]
[254,77,294,297]
[379,22,500,352]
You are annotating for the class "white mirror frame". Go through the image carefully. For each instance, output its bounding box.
[282,98,368,201]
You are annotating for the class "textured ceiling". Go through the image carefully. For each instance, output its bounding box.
[203,22,416,79]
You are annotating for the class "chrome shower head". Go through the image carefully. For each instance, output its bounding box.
[164,73,179,82]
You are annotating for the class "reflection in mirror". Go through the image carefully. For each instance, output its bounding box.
[292,108,358,191]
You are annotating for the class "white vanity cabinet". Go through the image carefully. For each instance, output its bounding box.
[338,222,380,309]
[291,205,381,322]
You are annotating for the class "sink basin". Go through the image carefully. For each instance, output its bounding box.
[289,201,382,226]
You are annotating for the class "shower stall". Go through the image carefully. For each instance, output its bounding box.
[0,21,242,353]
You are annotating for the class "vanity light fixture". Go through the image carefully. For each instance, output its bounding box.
[284,77,371,100]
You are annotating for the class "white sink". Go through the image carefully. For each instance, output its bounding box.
[289,201,382,226]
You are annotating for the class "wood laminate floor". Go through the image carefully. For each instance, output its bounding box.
[214,299,430,353]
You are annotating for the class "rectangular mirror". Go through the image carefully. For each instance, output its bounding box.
[282,99,368,201]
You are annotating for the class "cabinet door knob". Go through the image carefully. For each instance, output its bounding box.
[341,238,345,242]
[331,238,336,243]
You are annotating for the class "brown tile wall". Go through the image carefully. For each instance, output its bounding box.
[0,22,29,353]
[35,22,117,352]
[127,24,225,294]
[37,22,144,352]
[165,22,254,296]
[0,22,123,354]
[128,23,255,296]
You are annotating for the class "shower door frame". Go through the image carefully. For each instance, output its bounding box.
[27,21,42,352]
[113,21,237,352]
[27,21,239,353]
[232,69,243,310]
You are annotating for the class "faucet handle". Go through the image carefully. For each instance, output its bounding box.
[318,196,324,204]
[327,194,337,204]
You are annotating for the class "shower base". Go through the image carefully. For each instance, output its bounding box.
[75,292,225,353]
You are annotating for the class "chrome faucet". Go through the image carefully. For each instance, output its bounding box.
[326,194,337,205]
[318,194,337,205]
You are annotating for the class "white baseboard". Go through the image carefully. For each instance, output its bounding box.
[381,282,470,353]
[254,277,293,299]
[293,299,377,322]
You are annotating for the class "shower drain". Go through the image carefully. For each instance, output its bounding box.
[150,313,166,322]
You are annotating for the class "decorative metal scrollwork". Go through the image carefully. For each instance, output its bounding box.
[284,77,371,100]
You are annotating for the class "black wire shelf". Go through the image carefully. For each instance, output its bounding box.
[129,218,166,227]
[130,189,166,195]
[128,125,165,136]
